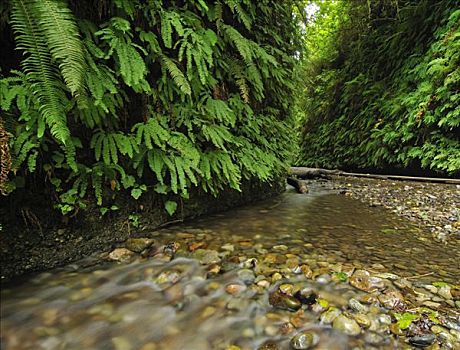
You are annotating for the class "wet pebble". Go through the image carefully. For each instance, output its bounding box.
[108,248,136,262]
[332,314,361,335]
[290,331,319,349]
[193,249,221,264]
[378,289,406,310]
[409,334,436,347]
[269,291,301,311]
[320,307,341,324]
[221,244,234,252]
[437,285,452,300]
[348,298,368,313]
[364,332,385,345]
[124,238,154,253]
[225,284,247,295]
[349,270,383,292]
[237,269,256,285]
[112,336,132,350]
[353,313,371,328]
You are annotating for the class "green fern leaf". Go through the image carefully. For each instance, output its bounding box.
[223,0,252,30]
[223,25,252,63]
[10,0,73,149]
[36,0,86,96]
[161,55,191,95]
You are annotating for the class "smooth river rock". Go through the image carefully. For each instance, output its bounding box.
[332,315,361,336]
[290,331,319,349]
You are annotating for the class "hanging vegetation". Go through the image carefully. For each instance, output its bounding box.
[297,0,460,176]
[0,0,301,215]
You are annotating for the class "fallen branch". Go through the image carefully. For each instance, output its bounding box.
[290,167,339,179]
[405,272,435,280]
[287,177,309,194]
[291,167,460,185]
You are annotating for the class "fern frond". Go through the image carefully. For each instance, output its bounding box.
[146,149,165,184]
[35,0,86,96]
[116,42,148,90]
[137,117,170,149]
[223,0,252,30]
[223,24,252,63]
[205,97,236,126]
[11,0,73,151]
[160,11,184,49]
[161,55,191,95]
[247,63,264,99]
[201,124,233,150]
[228,59,250,102]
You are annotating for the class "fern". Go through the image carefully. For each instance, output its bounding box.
[11,128,38,169]
[133,116,171,150]
[160,55,191,95]
[204,97,236,126]
[223,0,252,30]
[90,130,138,165]
[36,0,86,96]
[113,0,138,19]
[2,0,300,211]
[201,150,240,192]
[96,17,150,92]
[201,124,234,150]
[177,28,217,85]
[228,58,250,102]
[223,24,252,63]
[11,0,71,146]
[160,11,184,49]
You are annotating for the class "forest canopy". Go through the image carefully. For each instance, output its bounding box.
[0,0,302,215]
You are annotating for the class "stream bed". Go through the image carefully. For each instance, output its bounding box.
[1,182,459,349]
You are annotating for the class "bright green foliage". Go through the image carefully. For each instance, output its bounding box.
[394,312,419,330]
[297,0,460,175]
[0,0,300,214]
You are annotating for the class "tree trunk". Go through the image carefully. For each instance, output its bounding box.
[290,167,460,184]
[290,167,339,179]
[287,177,309,193]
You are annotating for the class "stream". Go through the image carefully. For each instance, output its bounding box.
[1,183,459,349]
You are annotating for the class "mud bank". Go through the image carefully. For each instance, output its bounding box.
[0,179,284,281]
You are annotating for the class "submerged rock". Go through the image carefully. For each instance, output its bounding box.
[124,238,154,253]
[332,314,361,336]
[437,285,452,300]
[348,298,368,313]
[290,331,319,349]
[364,332,384,345]
[237,269,256,285]
[378,289,406,310]
[108,248,136,262]
[295,288,317,305]
[320,307,341,324]
[193,249,221,264]
[269,291,301,311]
[349,270,383,293]
[225,284,247,295]
[258,341,279,350]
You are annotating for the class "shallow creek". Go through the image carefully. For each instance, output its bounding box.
[2,184,459,350]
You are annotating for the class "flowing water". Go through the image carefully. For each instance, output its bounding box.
[1,183,459,350]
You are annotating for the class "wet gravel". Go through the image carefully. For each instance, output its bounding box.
[328,177,460,241]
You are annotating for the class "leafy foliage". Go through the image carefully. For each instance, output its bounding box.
[297,0,460,176]
[0,0,300,215]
